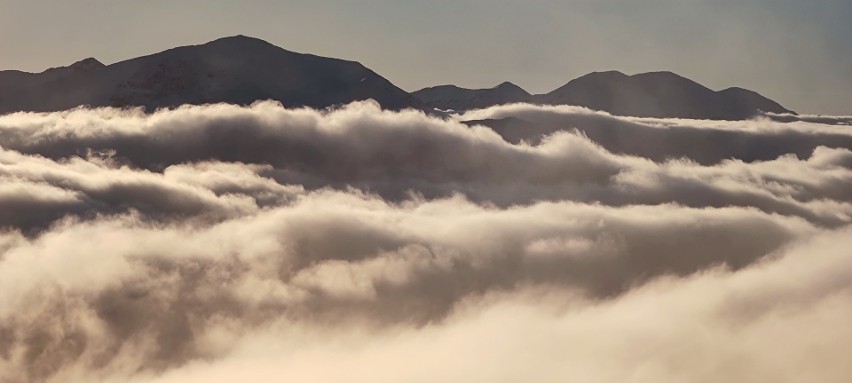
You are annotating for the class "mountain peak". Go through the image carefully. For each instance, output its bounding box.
[202,35,278,50]
[209,34,269,44]
[0,36,792,118]
[70,57,104,68]
[0,35,421,113]
[584,70,628,79]
[41,57,105,75]
[633,70,678,77]
[495,81,518,89]
[537,70,792,119]
[412,81,531,110]
[554,71,629,89]
[493,81,529,94]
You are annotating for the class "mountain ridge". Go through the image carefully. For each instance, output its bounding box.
[0,35,422,114]
[1,36,794,119]
[413,81,531,111]
[414,70,795,120]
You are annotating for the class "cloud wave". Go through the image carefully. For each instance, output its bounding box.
[0,101,850,382]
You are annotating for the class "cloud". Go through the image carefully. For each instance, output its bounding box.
[2,101,851,228]
[134,226,852,383]
[0,101,849,382]
[765,112,852,125]
[0,190,822,382]
[459,103,852,165]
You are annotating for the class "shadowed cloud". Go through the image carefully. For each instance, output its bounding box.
[0,101,849,382]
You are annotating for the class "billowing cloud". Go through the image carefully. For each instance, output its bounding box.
[0,102,849,382]
[765,112,852,125]
[2,101,851,227]
[133,226,852,383]
[459,103,852,164]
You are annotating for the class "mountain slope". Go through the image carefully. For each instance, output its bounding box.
[412,82,531,111]
[1,39,796,120]
[0,35,421,114]
[716,87,793,119]
[415,71,795,120]
[535,71,794,120]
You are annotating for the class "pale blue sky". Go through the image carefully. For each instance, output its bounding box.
[1,0,849,114]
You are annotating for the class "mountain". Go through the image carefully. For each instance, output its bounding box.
[0,35,421,114]
[715,86,795,120]
[411,82,531,111]
[534,71,793,120]
[0,38,795,119]
[414,71,794,120]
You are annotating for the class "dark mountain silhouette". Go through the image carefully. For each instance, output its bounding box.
[715,86,796,120]
[0,35,421,114]
[535,71,794,120]
[412,81,531,111]
[1,37,795,120]
[415,71,794,120]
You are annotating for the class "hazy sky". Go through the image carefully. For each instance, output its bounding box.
[1,0,850,114]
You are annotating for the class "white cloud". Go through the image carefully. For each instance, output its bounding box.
[0,102,849,382]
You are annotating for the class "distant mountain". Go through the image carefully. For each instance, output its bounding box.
[715,86,795,120]
[0,37,795,120]
[0,35,421,114]
[415,71,795,120]
[412,82,531,111]
[534,71,794,120]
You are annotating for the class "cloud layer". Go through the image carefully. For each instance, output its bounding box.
[0,101,850,382]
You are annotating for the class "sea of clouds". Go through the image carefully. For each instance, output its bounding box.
[1,101,851,382]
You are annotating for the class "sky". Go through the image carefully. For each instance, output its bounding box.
[0,0,850,112]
